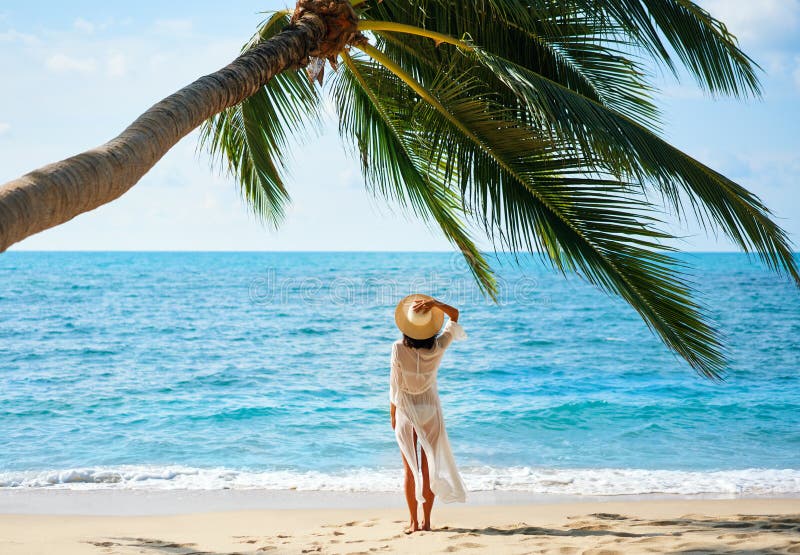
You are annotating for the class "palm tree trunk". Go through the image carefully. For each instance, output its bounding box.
[0,12,326,252]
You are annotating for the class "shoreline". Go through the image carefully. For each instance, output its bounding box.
[1,487,798,515]
[0,497,797,554]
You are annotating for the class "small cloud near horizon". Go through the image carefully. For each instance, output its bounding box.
[0,122,10,136]
[73,17,94,33]
[106,52,126,77]
[153,18,193,36]
[46,53,97,73]
[701,0,800,46]
[0,28,39,46]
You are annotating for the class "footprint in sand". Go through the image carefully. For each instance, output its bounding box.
[640,520,686,526]
[588,513,628,521]
[574,523,613,531]
[87,541,117,548]
[139,539,189,548]
[759,522,797,530]
[107,538,195,550]
[448,532,480,539]
[443,542,486,551]
[672,541,718,552]
[716,532,756,540]
[712,521,755,529]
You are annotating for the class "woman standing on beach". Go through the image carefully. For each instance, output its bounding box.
[390,294,467,534]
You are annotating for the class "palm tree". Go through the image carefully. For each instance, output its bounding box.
[0,0,797,378]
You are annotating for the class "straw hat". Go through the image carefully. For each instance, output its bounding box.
[394,293,445,340]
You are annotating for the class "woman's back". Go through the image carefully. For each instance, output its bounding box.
[390,319,465,398]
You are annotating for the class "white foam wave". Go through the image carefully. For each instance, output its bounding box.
[2,466,800,497]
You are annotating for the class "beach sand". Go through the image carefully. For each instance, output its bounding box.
[1,496,799,554]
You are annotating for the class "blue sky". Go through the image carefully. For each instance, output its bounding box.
[1,0,798,251]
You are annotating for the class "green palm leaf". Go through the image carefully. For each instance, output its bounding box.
[199,11,322,227]
[353,16,797,286]
[472,50,797,284]
[362,0,759,98]
[571,0,761,97]
[330,52,497,298]
[361,0,661,128]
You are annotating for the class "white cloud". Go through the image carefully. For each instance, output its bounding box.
[203,192,219,210]
[46,53,97,73]
[153,19,193,36]
[0,29,39,46]
[701,0,800,45]
[336,167,361,189]
[106,52,126,77]
[0,122,10,136]
[73,18,94,34]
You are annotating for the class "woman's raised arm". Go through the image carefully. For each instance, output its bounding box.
[412,298,459,322]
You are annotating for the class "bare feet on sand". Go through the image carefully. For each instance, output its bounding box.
[403,521,420,534]
[404,521,432,534]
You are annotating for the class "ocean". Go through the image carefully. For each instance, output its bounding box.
[1,251,799,497]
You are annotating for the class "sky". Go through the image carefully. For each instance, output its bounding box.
[0,0,798,251]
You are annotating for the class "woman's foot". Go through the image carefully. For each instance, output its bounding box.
[420,520,431,531]
[404,521,420,534]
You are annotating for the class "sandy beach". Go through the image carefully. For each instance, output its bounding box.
[1,495,798,554]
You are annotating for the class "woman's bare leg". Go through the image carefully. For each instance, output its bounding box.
[401,430,419,534]
[420,447,435,531]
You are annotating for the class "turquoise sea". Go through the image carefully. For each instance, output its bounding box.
[1,252,799,495]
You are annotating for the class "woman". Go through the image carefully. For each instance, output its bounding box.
[390,293,467,534]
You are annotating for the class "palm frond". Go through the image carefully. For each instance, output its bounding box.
[361,1,661,129]
[354,19,796,286]
[330,51,497,298]
[570,0,761,97]
[198,11,323,227]
[473,50,798,284]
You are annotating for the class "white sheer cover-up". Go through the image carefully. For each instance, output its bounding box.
[390,319,468,504]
